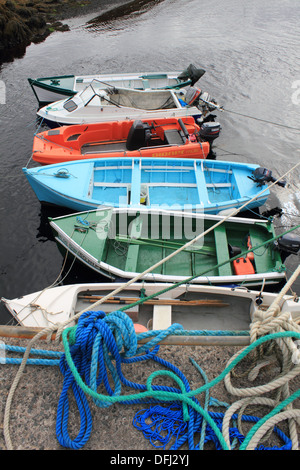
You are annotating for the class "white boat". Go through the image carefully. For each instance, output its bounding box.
[28,64,206,105]
[2,282,299,345]
[37,82,220,127]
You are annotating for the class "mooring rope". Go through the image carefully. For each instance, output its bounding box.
[221,264,300,450]
[2,273,300,449]
[56,314,300,450]
[133,403,293,450]
[33,161,299,341]
[221,107,300,132]
[53,319,300,450]
[2,163,300,449]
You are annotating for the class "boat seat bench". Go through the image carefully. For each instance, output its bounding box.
[152,305,172,330]
[213,225,232,276]
[164,129,186,145]
[125,215,143,272]
[194,161,210,207]
[130,160,142,205]
[248,228,267,273]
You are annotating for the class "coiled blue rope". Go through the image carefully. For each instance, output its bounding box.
[56,310,202,449]
[55,310,293,450]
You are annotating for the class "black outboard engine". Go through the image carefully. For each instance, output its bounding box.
[198,121,221,160]
[248,167,286,187]
[274,233,300,262]
[199,122,221,144]
[126,120,152,150]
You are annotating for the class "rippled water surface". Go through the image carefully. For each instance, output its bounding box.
[0,0,299,322]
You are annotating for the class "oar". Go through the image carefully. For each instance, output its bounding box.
[0,325,58,341]
[115,236,216,256]
[78,295,229,307]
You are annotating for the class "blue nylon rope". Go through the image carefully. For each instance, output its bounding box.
[133,405,292,451]
[0,343,62,366]
[55,310,292,450]
[56,310,202,449]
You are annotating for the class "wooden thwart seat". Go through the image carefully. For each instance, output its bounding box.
[152,305,172,330]
[94,208,114,261]
[213,225,232,276]
[130,160,142,205]
[194,161,209,207]
[125,215,143,272]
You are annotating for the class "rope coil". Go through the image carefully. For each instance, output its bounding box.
[2,175,300,450]
[53,307,300,450]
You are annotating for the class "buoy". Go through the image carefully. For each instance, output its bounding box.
[134,324,148,333]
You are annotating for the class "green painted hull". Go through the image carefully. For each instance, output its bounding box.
[49,208,286,286]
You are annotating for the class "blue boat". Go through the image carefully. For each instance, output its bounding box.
[23,157,270,214]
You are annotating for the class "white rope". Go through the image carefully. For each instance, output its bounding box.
[222,397,279,449]
[245,410,300,450]
[222,263,300,450]
[49,160,300,332]
[3,161,300,450]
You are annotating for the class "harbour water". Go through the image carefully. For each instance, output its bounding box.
[0,0,300,323]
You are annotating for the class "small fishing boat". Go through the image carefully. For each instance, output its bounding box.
[2,282,299,345]
[23,157,270,214]
[49,207,300,287]
[31,116,219,165]
[36,82,220,128]
[28,64,206,106]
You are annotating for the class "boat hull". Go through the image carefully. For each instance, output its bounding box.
[36,84,209,127]
[31,117,210,165]
[28,67,204,105]
[49,207,286,288]
[2,282,298,345]
[23,157,269,214]
[28,77,75,106]
[37,104,203,127]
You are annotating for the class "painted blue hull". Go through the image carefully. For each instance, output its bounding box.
[23,157,269,214]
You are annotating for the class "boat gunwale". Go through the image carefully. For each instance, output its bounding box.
[28,76,77,98]
[49,206,270,225]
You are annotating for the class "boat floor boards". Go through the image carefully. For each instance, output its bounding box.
[75,289,252,332]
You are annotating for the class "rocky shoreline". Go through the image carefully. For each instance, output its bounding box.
[0,0,126,64]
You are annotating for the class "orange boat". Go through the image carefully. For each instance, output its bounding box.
[32,117,220,165]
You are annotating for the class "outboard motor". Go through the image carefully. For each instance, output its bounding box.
[177,64,206,86]
[126,120,152,151]
[184,86,202,106]
[248,167,286,187]
[199,122,221,144]
[198,121,221,160]
[274,233,300,262]
[184,86,219,112]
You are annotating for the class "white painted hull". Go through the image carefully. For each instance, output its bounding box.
[38,102,201,126]
[31,83,71,105]
[36,85,209,126]
[2,283,299,342]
